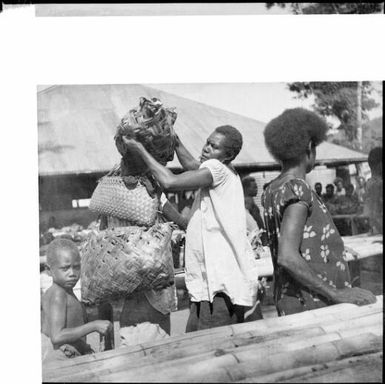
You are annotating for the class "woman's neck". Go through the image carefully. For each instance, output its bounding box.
[281,161,307,179]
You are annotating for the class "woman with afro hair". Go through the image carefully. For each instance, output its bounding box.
[261,108,376,316]
[122,125,261,331]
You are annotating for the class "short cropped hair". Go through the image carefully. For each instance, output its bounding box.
[326,183,335,192]
[368,147,382,169]
[241,176,256,190]
[46,238,79,267]
[263,108,328,162]
[215,125,243,162]
[334,177,343,185]
[345,183,354,193]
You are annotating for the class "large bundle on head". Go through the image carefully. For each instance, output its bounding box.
[81,223,174,305]
[115,97,178,166]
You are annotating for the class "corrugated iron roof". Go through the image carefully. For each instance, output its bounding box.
[38,84,367,176]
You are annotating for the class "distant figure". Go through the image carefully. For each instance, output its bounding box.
[335,183,361,214]
[365,147,383,234]
[41,239,112,363]
[314,182,323,197]
[48,216,57,229]
[355,176,367,204]
[241,176,267,245]
[322,183,338,214]
[334,177,346,197]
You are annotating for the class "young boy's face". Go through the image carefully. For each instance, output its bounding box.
[49,248,81,290]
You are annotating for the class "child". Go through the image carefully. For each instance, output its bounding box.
[261,108,376,316]
[41,239,111,362]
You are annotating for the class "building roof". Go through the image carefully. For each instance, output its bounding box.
[38,84,367,176]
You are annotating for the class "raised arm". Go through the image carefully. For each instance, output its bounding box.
[48,290,111,346]
[162,199,189,230]
[122,137,213,191]
[174,135,201,171]
[278,203,376,305]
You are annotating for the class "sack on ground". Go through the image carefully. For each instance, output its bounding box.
[81,223,175,305]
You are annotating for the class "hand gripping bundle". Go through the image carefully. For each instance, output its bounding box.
[81,223,175,305]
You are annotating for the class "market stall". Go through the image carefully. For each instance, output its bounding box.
[42,296,383,382]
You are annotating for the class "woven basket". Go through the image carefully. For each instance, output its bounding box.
[89,176,159,226]
[81,223,174,305]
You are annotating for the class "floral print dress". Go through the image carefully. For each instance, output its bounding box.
[261,177,351,316]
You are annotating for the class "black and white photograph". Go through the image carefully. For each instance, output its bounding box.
[1,3,384,384]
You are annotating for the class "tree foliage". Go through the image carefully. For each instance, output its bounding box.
[265,3,384,14]
[287,82,379,150]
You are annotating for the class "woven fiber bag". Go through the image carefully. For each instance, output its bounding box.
[81,223,174,305]
[115,97,177,166]
[89,175,160,226]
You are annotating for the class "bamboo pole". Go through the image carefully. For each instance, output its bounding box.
[43,300,382,381]
[44,300,380,376]
[282,353,382,383]
[44,312,382,383]
[100,333,382,382]
[43,298,382,382]
[238,351,383,383]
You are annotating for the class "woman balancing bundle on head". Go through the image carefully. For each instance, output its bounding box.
[261,108,376,316]
[85,97,187,336]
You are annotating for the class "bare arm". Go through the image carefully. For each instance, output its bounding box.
[162,200,189,230]
[48,290,111,346]
[174,135,201,171]
[278,203,376,305]
[122,137,213,191]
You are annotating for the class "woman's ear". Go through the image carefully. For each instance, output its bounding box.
[45,265,52,277]
[305,140,314,157]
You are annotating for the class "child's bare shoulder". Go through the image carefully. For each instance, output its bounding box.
[43,283,68,306]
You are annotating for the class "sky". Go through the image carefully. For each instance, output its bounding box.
[32,3,291,17]
[147,82,383,124]
[37,82,383,126]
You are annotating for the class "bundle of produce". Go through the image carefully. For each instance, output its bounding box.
[89,171,160,226]
[115,97,178,166]
[81,222,174,305]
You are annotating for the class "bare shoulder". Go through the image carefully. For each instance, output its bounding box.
[44,284,68,307]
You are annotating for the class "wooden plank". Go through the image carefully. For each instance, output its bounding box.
[343,234,383,261]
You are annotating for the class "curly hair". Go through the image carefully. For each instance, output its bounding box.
[263,108,329,162]
[46,238,79,267]
[368,147,382,169]
[215,125,243,162]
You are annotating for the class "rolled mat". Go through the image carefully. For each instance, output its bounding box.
[81,223,174,305]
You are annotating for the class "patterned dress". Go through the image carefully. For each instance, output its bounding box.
[261,176,352,316]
